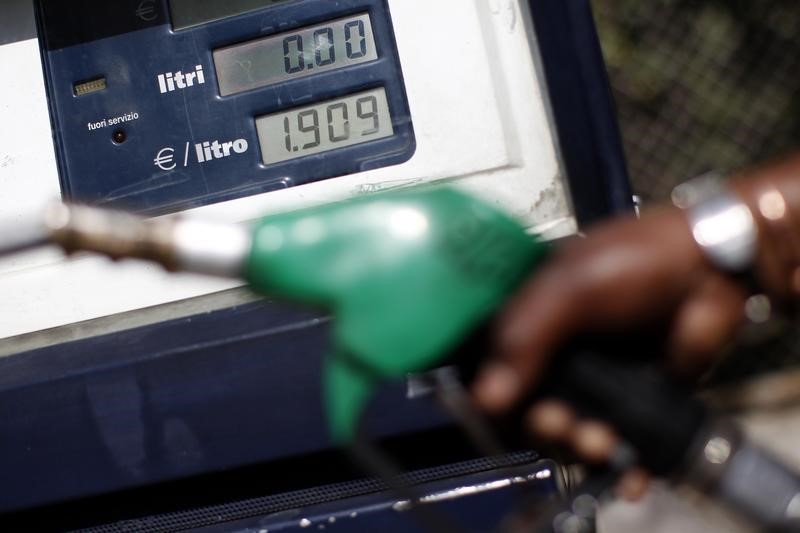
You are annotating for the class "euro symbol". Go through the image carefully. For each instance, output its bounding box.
[154,147,176,171]
[136,0,157,22]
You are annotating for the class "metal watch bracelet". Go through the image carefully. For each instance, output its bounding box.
[674,177,758,273]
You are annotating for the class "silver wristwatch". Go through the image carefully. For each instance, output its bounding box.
[673,175,758,273]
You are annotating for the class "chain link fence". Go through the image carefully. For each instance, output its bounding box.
[592,0,800,202]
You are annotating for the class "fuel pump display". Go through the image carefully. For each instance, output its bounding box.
[213,13,379,96]
[256,88,394,164]
[169,0,295,30]
[36,0,415,214]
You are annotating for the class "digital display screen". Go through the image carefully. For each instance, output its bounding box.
[214,14,378,97]
[256,87,394,165]
[169,0,294,30]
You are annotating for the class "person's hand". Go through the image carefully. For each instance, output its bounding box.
[468,152,800,500]
[471,206,750,497]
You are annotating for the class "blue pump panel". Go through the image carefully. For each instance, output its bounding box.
[3,0,635,525]
[37,0,415,215]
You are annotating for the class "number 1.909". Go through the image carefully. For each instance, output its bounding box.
[283,95,381,153]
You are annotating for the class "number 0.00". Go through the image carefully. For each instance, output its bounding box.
[283,96,383,154]
[281,17,370,75]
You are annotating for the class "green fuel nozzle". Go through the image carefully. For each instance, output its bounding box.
[14,190,800,532]
[243,188,547,442]
[6,188,547,443]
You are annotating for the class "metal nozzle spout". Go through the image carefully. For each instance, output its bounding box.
[44,203,181,269]
[33,203,252,278]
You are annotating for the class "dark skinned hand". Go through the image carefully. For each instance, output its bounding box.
[472,204,754,499]
[471,152,800,499]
